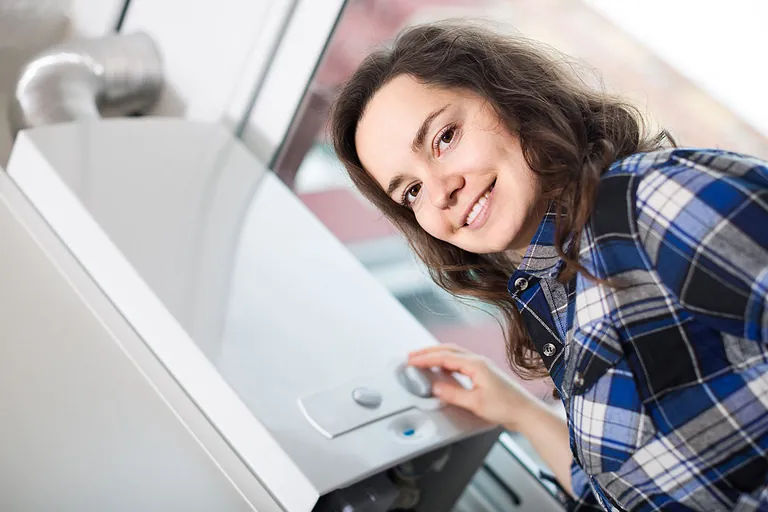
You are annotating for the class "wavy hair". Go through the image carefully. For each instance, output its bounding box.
[329,22,673,379]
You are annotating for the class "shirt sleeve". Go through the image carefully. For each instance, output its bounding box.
[569,461,606,511]
[633,149,768,344]
[735,485,768,512]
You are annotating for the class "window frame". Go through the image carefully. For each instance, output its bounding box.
[237,0,347,168]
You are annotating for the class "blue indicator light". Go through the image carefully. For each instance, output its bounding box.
[403,428,415,437]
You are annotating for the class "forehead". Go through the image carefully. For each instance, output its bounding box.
[355,76,460,185]
[360,75,454,129]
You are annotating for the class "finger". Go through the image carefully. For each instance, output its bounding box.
[408,343,467,358]
[432,380,477,411]
[407,350,481,379]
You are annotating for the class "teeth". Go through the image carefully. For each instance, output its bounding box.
[465,186,494,225]
[466,198,485,224]
[465,186,493,225]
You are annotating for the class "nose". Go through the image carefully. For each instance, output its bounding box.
[425,170,465,209]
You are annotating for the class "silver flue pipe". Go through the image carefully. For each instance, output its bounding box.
[9,31,163,136]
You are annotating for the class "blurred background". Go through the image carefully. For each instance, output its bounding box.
[1,0,766,403]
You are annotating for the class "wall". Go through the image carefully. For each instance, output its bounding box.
[120,0,299,138]
[585,0,768,138]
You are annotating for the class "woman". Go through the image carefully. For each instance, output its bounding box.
[329,22,768,511]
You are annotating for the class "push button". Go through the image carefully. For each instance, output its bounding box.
[397,365,434,398]
[351,387,382,408]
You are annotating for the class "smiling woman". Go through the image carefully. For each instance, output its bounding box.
[330,21,669,382]
[329,21,768,512]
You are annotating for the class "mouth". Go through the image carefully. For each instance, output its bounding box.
[462,180,496,229]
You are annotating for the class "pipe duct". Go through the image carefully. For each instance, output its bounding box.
[9,31,163,136]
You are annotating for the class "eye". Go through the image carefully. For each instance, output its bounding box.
[433,124,458,156]
[401,183,422,207]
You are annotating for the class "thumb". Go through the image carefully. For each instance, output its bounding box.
[433,380,476,412]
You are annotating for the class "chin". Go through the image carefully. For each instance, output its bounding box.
[484,229,519,253]
[453,222,522,255]
[468,240,513,255]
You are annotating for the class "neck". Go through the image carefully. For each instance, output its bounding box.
[507,199,549,260]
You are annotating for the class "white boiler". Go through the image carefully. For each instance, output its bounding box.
[0,118,513,511]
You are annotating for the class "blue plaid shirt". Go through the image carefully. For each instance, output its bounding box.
[509,149,768,511]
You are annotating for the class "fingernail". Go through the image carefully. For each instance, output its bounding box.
[432,383,443,396]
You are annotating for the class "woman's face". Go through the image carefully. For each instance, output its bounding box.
[355,75,545,255]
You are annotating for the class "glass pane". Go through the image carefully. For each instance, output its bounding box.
[273,0,768,407]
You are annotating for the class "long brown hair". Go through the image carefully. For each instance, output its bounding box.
[329,22,673,379]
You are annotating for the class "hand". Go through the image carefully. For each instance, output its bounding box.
[408,344,537,431]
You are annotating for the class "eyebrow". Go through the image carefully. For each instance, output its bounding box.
[386,173,406,198]
[386,105,449,198]
[411,105,449,153]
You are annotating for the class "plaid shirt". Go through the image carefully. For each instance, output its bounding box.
[509,148,768,511]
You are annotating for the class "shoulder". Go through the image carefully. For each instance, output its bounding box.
[602,147,768,202]
[597,148,768,231]
[586,148,768,275]
[605,147,768,179]
[599,148,768,270]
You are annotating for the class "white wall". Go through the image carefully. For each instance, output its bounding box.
[70,0,125,37]
[120,0,299,138]
[584,0,768,137]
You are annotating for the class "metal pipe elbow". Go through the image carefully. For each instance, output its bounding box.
[9,31,163,136]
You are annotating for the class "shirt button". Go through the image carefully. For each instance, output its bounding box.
[514,277,528,292]
[574,372,585,388]
[543,343,556,357]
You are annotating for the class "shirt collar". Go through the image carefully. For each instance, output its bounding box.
[517,202,565,279]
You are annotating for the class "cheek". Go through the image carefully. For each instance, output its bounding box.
[414,208,449,240]
[506,164,539,201]
[494,172,538,225]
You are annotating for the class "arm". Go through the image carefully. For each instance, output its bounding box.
[632,151,768,510]
[408,345,608,509]
[509,397,574,493]
[407,345,576,494]
[512,400,607,510]
[634,150,768,342]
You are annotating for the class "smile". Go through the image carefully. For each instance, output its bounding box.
[464,180,495,229]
